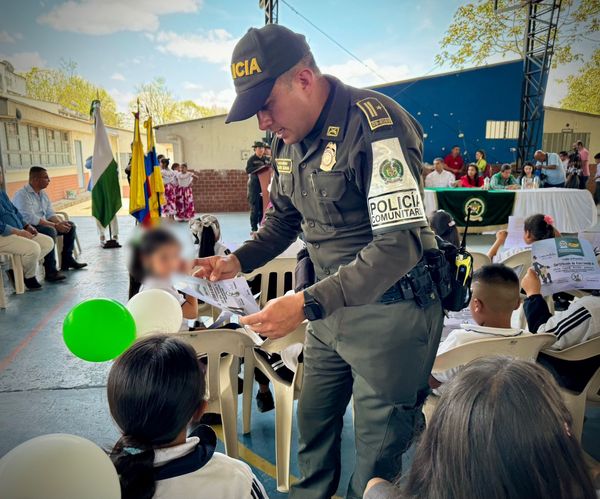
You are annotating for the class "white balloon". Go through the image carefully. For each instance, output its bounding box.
[0,434,120,499]
[127,288,184,336]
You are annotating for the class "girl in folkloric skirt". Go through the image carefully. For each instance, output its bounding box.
[176,163,197,221]
[160,159,178,220]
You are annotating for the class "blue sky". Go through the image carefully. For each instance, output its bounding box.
[0,0,578,113]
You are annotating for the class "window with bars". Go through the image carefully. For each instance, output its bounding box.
[3,123,71,168]
[485,120,520,139]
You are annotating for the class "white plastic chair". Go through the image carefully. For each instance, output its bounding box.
[468,250,491,271]
[423,333,556,424]
[0,252,25,295]
[253,324,306,492]
[541,337,600,440]
[172,328,257,458]
[502,249,532,281]
[244,257,296,307]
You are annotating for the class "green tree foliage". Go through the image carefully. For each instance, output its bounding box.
[21,60,122,127]
[130,78,226,125]
[437,0,600,68]
[560,48,600,114]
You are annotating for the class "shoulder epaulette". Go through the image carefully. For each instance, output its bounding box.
[356,97,393,131]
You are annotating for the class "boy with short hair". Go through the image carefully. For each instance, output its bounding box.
[430,264,527,391]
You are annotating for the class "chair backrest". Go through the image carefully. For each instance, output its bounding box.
[172,329,256,407]
[432,333,556,372]
[468,250,491,271]
[244,257,296,307]
[502,249,532,281]
[542,336,600,362]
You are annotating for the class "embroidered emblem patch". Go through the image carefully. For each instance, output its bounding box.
[356,97,393,130]
[276,158,292,174]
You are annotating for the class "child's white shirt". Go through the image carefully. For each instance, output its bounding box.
[153,437,268,499]
[433,324,530,393]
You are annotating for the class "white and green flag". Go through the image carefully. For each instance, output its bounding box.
[90,100,122,227]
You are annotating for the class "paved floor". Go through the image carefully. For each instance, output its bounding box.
[0,211,598,498]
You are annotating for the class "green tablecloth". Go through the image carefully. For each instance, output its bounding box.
[427,188,516,227]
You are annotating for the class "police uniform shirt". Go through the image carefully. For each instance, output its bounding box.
[234,76,434,317]
[246,154,268,197]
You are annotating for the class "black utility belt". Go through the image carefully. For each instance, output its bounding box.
[380,260,438,309]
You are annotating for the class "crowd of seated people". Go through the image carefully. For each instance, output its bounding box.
[425,142,600,192]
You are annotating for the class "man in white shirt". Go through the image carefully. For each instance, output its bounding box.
[534,150,566,187]
[12,166,87,278]
[430,264,525,391]
[425,157,456,188]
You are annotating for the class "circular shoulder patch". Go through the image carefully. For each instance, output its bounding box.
[379,158,404,183]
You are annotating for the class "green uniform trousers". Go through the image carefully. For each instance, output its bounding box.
[289,297,444,499]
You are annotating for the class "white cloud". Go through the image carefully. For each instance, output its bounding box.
[0,31,23,43]
[38,0,203,35]
[111,72,125,81]
[109,87,135,112]
[182,81,202,91]
[0,51,46,72]
[156,29,237,65]
[322,58,412,87]
[193,88,235,110]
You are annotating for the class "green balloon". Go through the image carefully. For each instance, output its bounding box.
[63,299,136,362]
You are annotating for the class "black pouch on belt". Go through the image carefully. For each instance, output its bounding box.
[406,262,438,309]
[294,247,316,292]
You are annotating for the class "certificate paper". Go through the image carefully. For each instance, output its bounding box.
[504,216,530,250]
[531,237,600,296]
[173,275,260,316]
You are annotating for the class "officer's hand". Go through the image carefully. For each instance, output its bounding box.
[193,254,241,281]
[521,268,542,297]
[240,292,305,338]
[25,225,38,236]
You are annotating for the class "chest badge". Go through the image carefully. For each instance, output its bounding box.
[276,158,293,174]
[320,142,337,172]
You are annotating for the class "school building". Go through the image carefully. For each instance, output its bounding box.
[0,60,167,203]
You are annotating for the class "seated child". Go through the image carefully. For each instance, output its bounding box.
[128,227,198,327]
[487,213,559,263]
[522,268,600,392]
[430,264,526,391]
[109,335,269,499]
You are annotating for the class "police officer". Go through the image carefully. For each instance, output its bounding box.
[195,25,444,499]
[246,140,268,234]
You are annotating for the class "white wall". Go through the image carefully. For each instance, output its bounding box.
[155,115,264,171]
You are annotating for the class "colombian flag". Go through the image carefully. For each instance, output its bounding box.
[144,116,165,225]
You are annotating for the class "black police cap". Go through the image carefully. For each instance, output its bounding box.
[226,25,310,124]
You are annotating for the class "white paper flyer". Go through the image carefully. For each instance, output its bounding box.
[531,237,600,296]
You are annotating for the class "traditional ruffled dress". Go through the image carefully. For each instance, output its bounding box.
[176,172,196,220]
[161,169,178,217]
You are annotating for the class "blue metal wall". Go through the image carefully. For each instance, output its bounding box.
[371,60,526,164]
